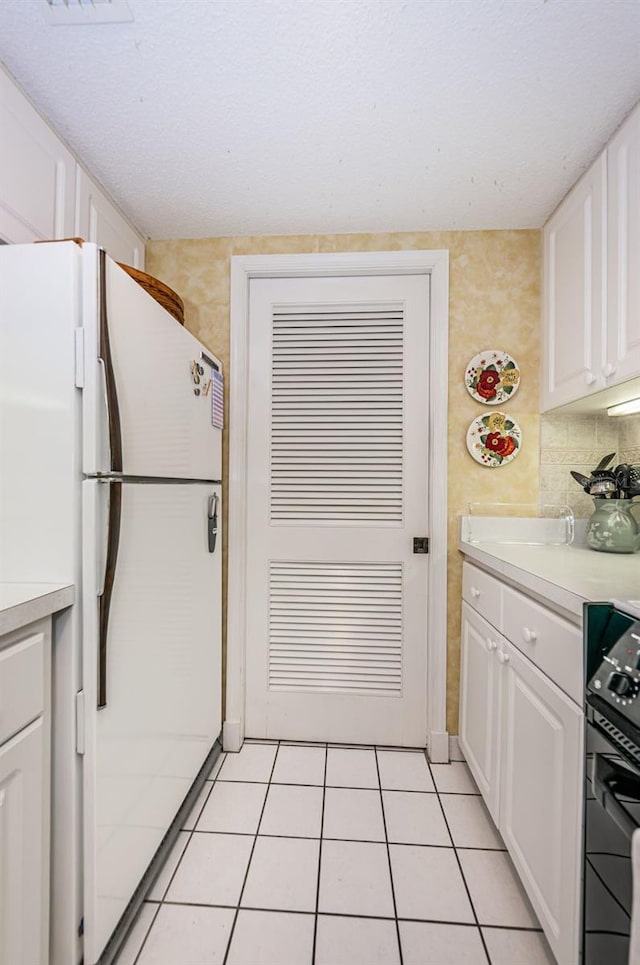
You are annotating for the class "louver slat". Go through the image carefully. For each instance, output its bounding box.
[268,561,403,696]
[270,304,404,525]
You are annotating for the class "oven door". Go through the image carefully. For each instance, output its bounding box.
[584,721,640,964]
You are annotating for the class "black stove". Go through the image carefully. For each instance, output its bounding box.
[584,601,640,965]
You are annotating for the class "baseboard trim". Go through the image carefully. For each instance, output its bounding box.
[222,719,243,752]
[428,730,449,763]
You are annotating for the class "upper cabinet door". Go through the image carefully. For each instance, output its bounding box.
[75,166,145,269]
[0,68,75,243]
[542,153,606,411]
[607,103,640,386]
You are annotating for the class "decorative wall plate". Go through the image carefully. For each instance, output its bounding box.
[466,412,522,467]
[465,350,520,405]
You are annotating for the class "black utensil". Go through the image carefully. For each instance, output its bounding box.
[627,465,640,499]
[594,453,616,472]
[570,470,591,493]
[589,471,617,497]
[614,464,631,499]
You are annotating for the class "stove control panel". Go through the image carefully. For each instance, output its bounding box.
[588,622,640,723]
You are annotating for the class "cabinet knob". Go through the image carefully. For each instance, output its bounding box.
[602,362,617,378]
[470,587,481,599]
[485,638,497,653]
[522,627,537,643]
[497,651,510,664]
[585,371,598,386]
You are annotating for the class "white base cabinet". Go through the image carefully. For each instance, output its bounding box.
[0,618,52,965]
[500,640,583,965]
[0,719,46,965]
[459,564,584,965]
[459,603,502,824]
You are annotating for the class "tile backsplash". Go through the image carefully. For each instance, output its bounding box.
[541,412,640,517]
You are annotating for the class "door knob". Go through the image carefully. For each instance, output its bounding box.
[602,362,617,378]
[522,627,537,643]
[585,372,598,386]
[497,651,510,664]
[485,638,497,653]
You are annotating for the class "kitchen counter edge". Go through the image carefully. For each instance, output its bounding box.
[0,582,75,637]
[458,531,640,625]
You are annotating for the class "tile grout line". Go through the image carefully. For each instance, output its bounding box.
[154,896,546,931]
[130,753,224,965]
[374,746,404,965]
[221,741,281,965]
[425,753,492,965]
[311,744,329,965]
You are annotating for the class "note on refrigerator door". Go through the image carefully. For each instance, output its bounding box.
[212,369,224,428]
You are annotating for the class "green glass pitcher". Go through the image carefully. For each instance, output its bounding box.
[585,499,640,553]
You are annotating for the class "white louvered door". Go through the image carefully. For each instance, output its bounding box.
[245,273,430,745]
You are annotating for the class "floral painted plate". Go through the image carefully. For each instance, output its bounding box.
[466,412,522,467]
[465,350,520,405]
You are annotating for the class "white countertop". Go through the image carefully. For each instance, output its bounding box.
[459,519,640,622]
[0,582,75,637]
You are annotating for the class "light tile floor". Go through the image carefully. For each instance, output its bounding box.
[115,742,555,965]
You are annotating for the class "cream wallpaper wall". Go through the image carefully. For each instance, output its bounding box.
[146,230,541,735]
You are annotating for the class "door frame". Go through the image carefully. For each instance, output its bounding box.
[225,250,450,761]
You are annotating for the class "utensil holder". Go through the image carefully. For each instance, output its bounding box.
[585,499,640,553]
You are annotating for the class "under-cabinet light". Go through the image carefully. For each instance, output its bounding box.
[607,397,640,417]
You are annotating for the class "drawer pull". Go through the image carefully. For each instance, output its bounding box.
[497,651,510,664]
[470,587,481,599]
[522,627,538,643]
[485,638,497,653]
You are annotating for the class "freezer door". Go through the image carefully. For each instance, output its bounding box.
[82,479,222,965]
[83,250,222,480]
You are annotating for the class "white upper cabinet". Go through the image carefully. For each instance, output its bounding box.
[542,100,640,411]
[542,153,606,410]
[606,102,640,386]
[0,67,75,243]
[75,166,144,269]
[0,67,145,265]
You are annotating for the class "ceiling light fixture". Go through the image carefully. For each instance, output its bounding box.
[607,397,640,417]
[44,0,133,26]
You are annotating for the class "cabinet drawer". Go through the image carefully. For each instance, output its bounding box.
[462,562,502,629]
[0,630,44,744]
[502,586,582,704]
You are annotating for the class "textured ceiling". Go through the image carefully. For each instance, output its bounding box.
[1,0,639,240]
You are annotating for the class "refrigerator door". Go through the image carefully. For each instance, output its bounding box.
[82,248,222,481]
[82,479,222,964]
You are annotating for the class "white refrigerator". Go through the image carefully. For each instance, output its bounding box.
[0,241,223,964]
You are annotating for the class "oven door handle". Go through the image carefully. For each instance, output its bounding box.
[593,754,640,842]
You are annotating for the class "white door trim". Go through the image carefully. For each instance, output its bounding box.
[225,250,450,761]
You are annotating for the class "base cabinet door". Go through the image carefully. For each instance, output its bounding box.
[0,718,45,965]
[459,603,502,823]
[499,641,583,965]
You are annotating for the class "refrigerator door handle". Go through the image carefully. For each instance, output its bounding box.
[98,478,122,709]
[208,492,218,553]
[98,249,123,474]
